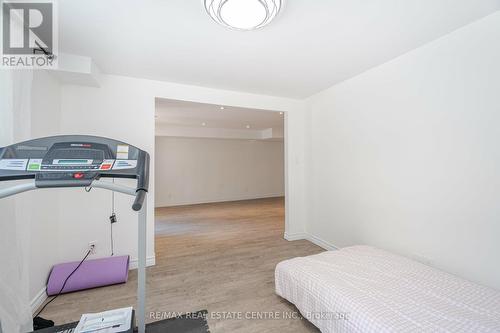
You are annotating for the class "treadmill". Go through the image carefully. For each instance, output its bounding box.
[0,135,150,333]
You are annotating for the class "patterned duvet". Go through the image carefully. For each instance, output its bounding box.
[275,245,500,333]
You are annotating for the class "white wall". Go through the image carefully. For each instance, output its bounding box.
[305,12,500,290]
[1,69,64,312]
[58,74,306,272]
[0,70,35,332]
[27,71,62,309]
[155,137,284,207]
[59,75,156,268]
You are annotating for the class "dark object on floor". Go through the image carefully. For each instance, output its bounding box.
[141,310,210,333]
[33,316,54,330]
[31,311,134,333]
[31,310,209,333]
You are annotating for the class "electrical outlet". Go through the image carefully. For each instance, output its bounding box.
[88,241,97,254]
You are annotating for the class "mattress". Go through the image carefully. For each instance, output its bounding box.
[275,245,500,333]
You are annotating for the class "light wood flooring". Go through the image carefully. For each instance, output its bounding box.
[37,197,323,332]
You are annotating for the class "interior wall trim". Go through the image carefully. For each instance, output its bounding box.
[30,287,48,314]
[284,232,338,251]
[129,255,156,270]
[155,194,285,208]
[306,233,338,251]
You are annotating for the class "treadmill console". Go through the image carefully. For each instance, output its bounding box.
[40,142,113,171]
[0,135,149,211]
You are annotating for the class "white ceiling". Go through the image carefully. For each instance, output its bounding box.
[156,99,283,130]
[155,99,284,140]
[59,0,500,98]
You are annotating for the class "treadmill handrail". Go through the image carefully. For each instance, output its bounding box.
[0,182,37,199]
[91,180,136,196]
[0,180,140,200]
[132,189,146,212]
[132,150,150,211]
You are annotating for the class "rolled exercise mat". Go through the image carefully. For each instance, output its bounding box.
[46,255,129,296]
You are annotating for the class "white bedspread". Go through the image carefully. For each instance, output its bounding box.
[275,246,500,333]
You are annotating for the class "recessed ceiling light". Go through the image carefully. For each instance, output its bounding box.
[202,122,207,126]
[246,125,251,129]
[204,0,282,31]
[220,106,225,110]
[279,112,284,115]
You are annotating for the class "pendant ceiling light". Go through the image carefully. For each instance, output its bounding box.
[204,0,282,31]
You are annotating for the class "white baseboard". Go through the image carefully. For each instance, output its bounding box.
[129,255,156,270]
[31,287,48,314]
[284,232,338,251]
[30,255,156,314]
[284,232,307,241]
[306,234,338,251]
[155,193,285,208]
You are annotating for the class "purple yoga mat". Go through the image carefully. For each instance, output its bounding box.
[46,255,130,296]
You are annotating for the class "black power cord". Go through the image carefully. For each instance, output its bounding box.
[34,249,92,318]
[35,181,118,320]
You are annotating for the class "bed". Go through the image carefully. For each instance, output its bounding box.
[275,245,500,333]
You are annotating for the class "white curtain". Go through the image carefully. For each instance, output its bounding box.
[0,70,34,333]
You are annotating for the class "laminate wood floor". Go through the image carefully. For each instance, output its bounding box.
[38,197,323,332]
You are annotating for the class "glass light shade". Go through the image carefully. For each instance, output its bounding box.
[204,0,282,31]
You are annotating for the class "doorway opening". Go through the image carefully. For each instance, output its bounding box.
[150,98,315,331]
[154,98,286,239]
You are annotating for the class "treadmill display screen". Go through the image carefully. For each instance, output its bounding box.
[53,159,93,165]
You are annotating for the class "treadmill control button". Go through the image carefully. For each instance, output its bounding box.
[73,173,85,179]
